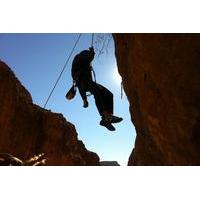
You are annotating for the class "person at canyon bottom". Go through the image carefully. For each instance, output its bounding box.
[70,46,123,131]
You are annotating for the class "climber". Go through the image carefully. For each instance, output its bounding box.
[70,46,123,131]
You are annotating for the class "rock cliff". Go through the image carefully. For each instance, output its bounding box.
[0,61,100,165]
[113,34,200,165]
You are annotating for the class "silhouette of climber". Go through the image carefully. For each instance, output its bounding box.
[71,47,123,131]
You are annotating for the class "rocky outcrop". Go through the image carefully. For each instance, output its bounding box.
[113,34,200,165]
[0,61,100,165]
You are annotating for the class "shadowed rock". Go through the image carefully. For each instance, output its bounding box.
[0,61,100,166]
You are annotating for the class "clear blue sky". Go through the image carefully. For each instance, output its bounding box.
[0,33,136,165]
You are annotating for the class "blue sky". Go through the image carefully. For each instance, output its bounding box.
[0,33,136,165]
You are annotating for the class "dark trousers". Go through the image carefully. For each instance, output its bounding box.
[77,80,113,116]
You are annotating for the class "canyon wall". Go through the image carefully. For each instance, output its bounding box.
[0,61,99,165]
[113,34,200,165]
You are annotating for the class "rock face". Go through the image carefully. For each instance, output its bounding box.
[0,61,100,165]
[113,34,200,165]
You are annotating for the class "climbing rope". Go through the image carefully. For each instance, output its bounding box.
[90,33,97,83]
[87,33,96,97]
[91,33,94,47]
[91,68,96,83]
[43,33,82,108]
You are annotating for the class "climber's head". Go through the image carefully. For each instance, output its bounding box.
[78,47,95,60]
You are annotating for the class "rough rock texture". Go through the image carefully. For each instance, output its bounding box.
[0,61,100,165]
[113,34,200,165]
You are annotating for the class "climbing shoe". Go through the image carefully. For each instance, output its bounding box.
[103,115,123,124]
[110,115,123,124]
[100,119,115,131]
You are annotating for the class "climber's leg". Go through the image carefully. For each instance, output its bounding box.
[88,82,123,131]
[97,84,123,124]
[87,82,115,131]
[87,82,106,116]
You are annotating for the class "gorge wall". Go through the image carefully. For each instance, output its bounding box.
[0,61,99,165]
[113,34,200,165]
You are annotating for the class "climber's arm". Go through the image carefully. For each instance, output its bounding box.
[77,83,89,108]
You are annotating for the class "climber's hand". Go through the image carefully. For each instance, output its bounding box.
[89,46,94,52]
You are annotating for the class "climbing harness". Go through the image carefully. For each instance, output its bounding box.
[43,33,82,108]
